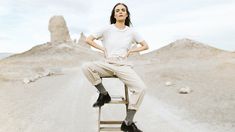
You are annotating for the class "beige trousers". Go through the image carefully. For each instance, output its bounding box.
[81,60,146,110]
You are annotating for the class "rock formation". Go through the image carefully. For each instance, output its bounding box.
[78,32,91,49]
[48,15,71,43]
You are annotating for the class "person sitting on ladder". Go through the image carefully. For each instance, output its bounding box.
[81,3,149,132]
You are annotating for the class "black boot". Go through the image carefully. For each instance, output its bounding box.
[121,121,143,132]
[93,93,111,107]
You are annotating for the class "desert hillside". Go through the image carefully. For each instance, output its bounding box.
[0,53,13,60]
[0,40,103,81]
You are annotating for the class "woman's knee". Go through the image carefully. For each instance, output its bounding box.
[139,83,147,95]
[140,86,146,95]
[81,62,92,72]
[132,84,146,96]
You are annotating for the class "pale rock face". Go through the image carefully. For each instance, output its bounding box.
[179,86,192,94]
[165,81,173,86]
[23,78,31,84]
[22,67,62,84]
[78,32,91,49]
[48,16,71,43]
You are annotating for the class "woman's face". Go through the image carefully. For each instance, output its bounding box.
[114,4,128,22]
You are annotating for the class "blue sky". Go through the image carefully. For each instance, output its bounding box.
[0,0,235,53]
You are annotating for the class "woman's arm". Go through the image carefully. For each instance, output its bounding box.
[85,35,105,52]
[85,35,107,58]
[126,40,149,57]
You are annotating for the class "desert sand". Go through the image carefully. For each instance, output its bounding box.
[0,16,234,132]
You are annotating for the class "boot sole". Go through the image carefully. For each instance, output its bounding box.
[92,99,111,107]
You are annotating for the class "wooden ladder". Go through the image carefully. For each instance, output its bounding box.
[98,76,129,132]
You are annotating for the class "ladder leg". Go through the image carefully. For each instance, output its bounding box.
[98,107,101,132]
[96,81,130,131]
[124,84,129,113]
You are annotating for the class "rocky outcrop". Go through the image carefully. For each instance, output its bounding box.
[48,16,71,43]
[78,32,91,49]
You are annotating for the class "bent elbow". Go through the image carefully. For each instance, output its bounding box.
[145,45,149,50]
[85,38,90,44]
[85,36,95,45]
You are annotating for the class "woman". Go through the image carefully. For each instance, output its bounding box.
[82,3,149,132]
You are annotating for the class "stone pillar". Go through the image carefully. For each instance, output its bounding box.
[48,15,71,43]
[78,32,91,49]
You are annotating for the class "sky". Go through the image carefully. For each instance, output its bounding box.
[0,0,235,53]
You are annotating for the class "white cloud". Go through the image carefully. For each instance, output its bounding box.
[0,1,12,16]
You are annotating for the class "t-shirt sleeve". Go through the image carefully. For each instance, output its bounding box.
[91,26,107,40]
[133,29,144,43]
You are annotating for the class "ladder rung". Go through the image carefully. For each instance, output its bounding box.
[100,121,122,124]
[111,95,124,99]
[100,127,121,131]
[108,100,128,104]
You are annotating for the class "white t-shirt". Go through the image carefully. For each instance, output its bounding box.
[92,24,144,58]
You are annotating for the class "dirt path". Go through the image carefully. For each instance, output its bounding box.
[0,68,226,132]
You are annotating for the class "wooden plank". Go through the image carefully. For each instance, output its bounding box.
[100,127,121,131]
[111,95,124,99]
[101,76,118,78]
[108,100,128,104]
[100,121,122,124]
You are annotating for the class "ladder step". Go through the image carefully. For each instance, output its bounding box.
[100,127,121,131]
[108,100,128,104]
[111,95,125,99]
[100,121,123,124]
